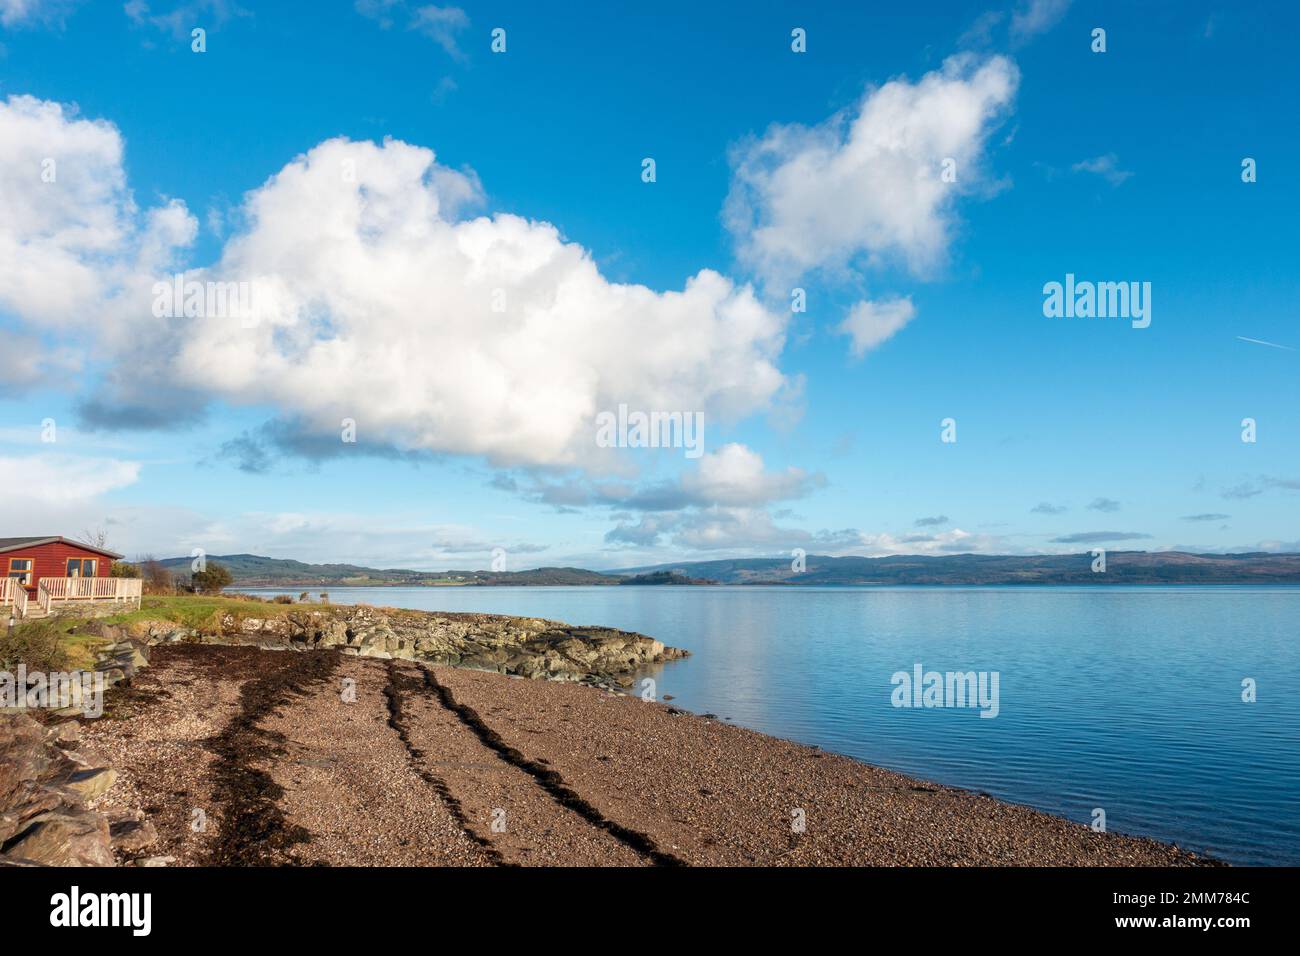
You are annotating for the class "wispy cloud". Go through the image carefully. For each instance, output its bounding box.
[914,515,949,527]
[125,0,250,40]
[1010,0,1072,39]
[0,0,83,28]
[961,0,1073,49]
[606,510,1009,558]
[355,0,468,59]
[1086,497,1121,513]
[1221,476,1300,500]
[515,444,824,515]
[409,4,469,59]
[1222,482,1262,500]
[0,453,140,504]
[1072,153,1134,186]
[838,297,917,358]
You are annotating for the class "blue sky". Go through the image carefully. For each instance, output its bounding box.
[0,0,1297,569]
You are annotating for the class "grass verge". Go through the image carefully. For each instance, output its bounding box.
[2,595,306,671]
[99,594,303,631]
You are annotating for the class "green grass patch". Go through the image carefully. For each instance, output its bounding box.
[1,617,113,670]
[59,629,111,670]
[99,593,302,632]
[3,595,313,674]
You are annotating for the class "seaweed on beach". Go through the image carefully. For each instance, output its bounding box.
[200,646,341,866]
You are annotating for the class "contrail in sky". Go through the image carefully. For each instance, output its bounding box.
[1236,336,1295,351]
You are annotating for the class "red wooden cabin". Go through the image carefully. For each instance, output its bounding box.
[0,536,141,619]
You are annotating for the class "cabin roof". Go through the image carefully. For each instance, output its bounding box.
[0,536,123,560]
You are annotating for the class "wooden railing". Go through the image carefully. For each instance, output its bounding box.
[1,578,28,619]
[37,576,143,613]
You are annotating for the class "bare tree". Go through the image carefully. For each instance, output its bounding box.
[140,555,173,595]
[79,526,110,551]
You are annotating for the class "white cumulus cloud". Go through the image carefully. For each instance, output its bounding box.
[680,443,819,507]
[168,137,785,470]
[0,95,132,320]
[725,54,1018,288]
[0,96,788,475]
[0,95,195,392]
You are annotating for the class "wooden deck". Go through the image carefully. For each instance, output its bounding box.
[1,576,142,620]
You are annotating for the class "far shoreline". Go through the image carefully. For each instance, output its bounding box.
[152,549,1300,591]
[229,580,1300,590]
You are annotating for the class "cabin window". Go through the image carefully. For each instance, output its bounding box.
[7,558,33,586]
[66,558,98,578]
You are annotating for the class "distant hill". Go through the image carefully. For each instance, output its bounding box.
[155,551,1300,588]
[155,554,622,587]
[612,551,1300,585]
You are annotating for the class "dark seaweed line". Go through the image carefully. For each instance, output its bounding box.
[420,666,686,867]
[202,648,342,866]
[381,661,508,866]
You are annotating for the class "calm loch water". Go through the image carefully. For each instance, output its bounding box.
[251,584,1300,865]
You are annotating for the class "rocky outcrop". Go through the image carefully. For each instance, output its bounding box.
[3,605,685,867]
[0,639,147,721]
[0,714,154,866]
[90,638,150,700]
[115,606,687,685]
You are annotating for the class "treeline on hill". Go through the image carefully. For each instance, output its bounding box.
[144,555,726,588]
[151,555,629,587]
[616,570,719,586]
[116,557,235,595]
[616,552,1300,585]
[135,550,1300,588]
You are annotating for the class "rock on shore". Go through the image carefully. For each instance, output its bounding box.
[114,605,688,685]
[0,714,158,866]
